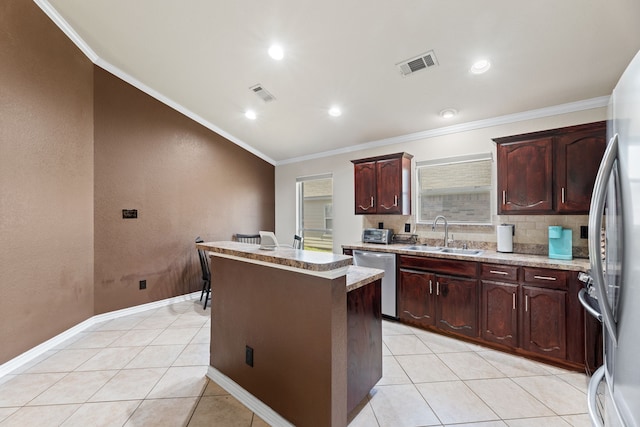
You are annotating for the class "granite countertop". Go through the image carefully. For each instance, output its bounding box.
[342,242,590,272]
[197,241,353,272]
[197,241,383,292]
[346,265,384,292]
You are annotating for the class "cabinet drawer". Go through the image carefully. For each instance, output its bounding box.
[480,263,519,282]
[523,267,568,289]
[399,255,477,278]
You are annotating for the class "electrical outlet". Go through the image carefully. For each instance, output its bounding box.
[122,209,138,219]
[404,223,411,233]
[245,345,254,367]
[580,226,588,239]
[139,280,146,290]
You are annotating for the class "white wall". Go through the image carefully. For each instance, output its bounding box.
[275,107,607,253]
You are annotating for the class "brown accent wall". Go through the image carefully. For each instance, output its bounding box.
[0,0,275,363]
[93,68,275,313]
[0,0,95,363]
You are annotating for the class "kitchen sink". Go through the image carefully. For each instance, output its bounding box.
[439,248,484,256]
[402,245,484,256]
[402,245,442,252]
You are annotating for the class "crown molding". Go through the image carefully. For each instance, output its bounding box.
[34,1,609,169]
[34,0,277,166]
[276,96,610,165]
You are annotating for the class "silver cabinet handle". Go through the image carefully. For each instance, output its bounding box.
[358,196,375,211]
[489,270,509,275]
[502,190,506,205]
[512,293,516,310]
[429,279,433,295]
[380,195,399,210]
[561,187,566,204]
[436,281,440,296]
[533,275,557,281]
[525,295,529,312]
[589,133,619,344]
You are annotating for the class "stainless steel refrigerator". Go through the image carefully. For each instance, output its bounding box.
[582,49,640,427]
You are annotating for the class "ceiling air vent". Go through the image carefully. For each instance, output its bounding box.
[396,50,439,77]
[249,84,276,103]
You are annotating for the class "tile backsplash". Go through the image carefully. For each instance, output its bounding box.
[362,214,589,258]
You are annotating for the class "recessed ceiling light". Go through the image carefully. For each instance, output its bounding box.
[245,110,257,120]
[328,106,342,117]
[470,59,491,74]
[268,44,284,60]
[439,108,457,119]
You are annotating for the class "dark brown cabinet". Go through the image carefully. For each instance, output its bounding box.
[351,152,412,215]
[398,256,478,339]
[480,263,520,348]
[497,137,554,214]
[481,263,570,360]
[494,122,606,215]
[436,275,478,338]
[521,286,567,359]
[555,127,607,213]
[520,267,569,359]
[398,269,436,327]
[481,281,519,347]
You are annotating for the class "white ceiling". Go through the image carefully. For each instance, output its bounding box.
[41,0,640,164]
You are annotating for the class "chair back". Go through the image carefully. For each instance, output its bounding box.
[293,234,303,249]
[236,233,261,244]
[195,237,211,281]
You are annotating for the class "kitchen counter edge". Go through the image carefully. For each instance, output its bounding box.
[343,243,590,272]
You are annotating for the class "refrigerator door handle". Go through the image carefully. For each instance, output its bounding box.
[587,365,605,427]
[588,133,619,345]
[578,288,603,322]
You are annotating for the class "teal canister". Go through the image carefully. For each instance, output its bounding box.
[548,226,572,260]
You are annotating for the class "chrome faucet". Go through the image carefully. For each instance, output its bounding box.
[432,215,449,247]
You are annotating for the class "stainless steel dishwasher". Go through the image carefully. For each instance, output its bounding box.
[353,250,397,318]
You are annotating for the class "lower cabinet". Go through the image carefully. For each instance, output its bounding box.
[399,256,584,369]
[521,285,567,359]
[481,281,519,347]
[398,269,435,327]
[398,256,478,339]
[437,275,478,338]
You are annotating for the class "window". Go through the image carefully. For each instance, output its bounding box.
[296,174,333,252]
[416,153,492,224]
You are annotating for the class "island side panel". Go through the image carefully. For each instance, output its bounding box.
[347,279,382,414]
[210,256,348,427]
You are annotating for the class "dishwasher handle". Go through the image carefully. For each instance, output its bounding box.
[353,250,395,260]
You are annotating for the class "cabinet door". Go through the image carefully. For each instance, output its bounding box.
[376,158,402,214]
[555,127,606,213]
[354,161,376,214]
[436,275,478,338]
[497,138,554,214]
[521,286,567,359]
[398,269,436,327]
[481,281,518,348]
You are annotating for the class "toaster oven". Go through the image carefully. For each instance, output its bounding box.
[362,228,393,244]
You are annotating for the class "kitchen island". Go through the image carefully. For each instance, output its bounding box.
[196,241,383,427]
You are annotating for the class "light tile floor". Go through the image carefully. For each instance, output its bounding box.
[0,295,591,426]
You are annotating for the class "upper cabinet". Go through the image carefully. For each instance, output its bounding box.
[496,136,554,214]
[351,152,413,215]
[494,122,606,215]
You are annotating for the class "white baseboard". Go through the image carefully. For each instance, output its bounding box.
[206,366,295,427]
[0,292,201,378]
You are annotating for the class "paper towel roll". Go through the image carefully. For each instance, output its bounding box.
[497,224,514,253]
